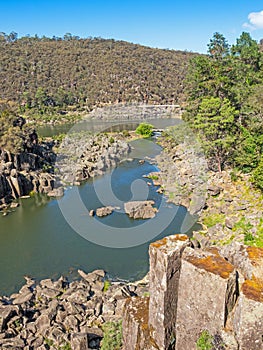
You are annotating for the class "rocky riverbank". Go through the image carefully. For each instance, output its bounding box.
[194,170,263,248]
[88,103,182,121]
[0,131,131,213]
[153,128,263,248]
[152,134,208,216]
[0,269,149,350]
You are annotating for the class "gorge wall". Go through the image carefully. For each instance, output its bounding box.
[122,235,263,350]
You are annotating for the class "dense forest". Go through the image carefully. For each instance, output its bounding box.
[183,32,263,190]
[0,31,262,191]
[0,32,194,114]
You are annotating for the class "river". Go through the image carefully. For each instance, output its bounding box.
[0,118,199,295]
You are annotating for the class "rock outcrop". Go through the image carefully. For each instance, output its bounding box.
[122,235,263,350]
[57,134,131,185]
[149,236,189,349]
[124,200,157,219]
[0,141,62,210]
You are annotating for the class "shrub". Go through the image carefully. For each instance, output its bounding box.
[122,130,130,137]
[252,158,263,191]
[135,123,153,138]
[100,321,122,350]
[103,280,111,292]
[196,330,213,350]
[109,136,115,144]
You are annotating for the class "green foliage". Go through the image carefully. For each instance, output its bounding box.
[255,219,263,248]
[148,174,159,180]
[233,217,263,247]
[58,343,72,350]
[0,34,194,114]
[44,338,54,347]
[44,338,72,350]
[232,217,255,245]
[122,130,130,137]
[184,31,263,185]
[232,217,253,234]
[0,110,27,152]
[100,320,122,350]
[229,169,240,182]
[196,330,213,350]
[103,280,111,292]
[233,127,260,172]
[109,136,115,144]
[194,97,238,171]
[53,133,66,143]
[202,213,225,228]
[207,32,230,60]
[252,157,263,190]
[135,123,153,138]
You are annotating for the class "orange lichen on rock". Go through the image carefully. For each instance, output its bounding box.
[247,247,263,264]
[150,234,188,249]
[126,297,149,331]
[242,276,263,303]
[185,249,234,279]
[151,237,168,249]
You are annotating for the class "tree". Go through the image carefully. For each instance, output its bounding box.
[231,32,261,70]
[193,97,238,172]
[135,123,153,137]
[207,32,229,60]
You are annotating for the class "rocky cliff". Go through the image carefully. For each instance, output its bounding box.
[0,140,60,210]
[122,235,263,350]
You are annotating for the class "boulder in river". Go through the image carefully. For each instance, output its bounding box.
[96,206,115,217]
[124,200,157,219]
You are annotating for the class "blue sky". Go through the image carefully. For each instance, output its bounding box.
[1,1,263,53]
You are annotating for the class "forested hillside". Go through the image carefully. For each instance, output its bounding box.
[0,33,195,113]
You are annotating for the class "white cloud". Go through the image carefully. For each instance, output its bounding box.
[243,10,263,30]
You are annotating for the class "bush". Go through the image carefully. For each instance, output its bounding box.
[100,321,122,350]
[196,330,213,350]
[122,130,130,137]
[103,280,111,292]
[135,123,153,138]
[252,158,263,191]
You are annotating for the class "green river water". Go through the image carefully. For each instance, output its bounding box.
[0,118,199,295]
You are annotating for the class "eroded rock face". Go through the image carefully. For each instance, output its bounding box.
[124,200,157,219]
[0,141,60,209]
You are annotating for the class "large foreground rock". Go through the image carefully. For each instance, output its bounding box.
[149,234,189,349]
[231,246,263,350]
[175,247,238,350]
[124,200,157,219]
